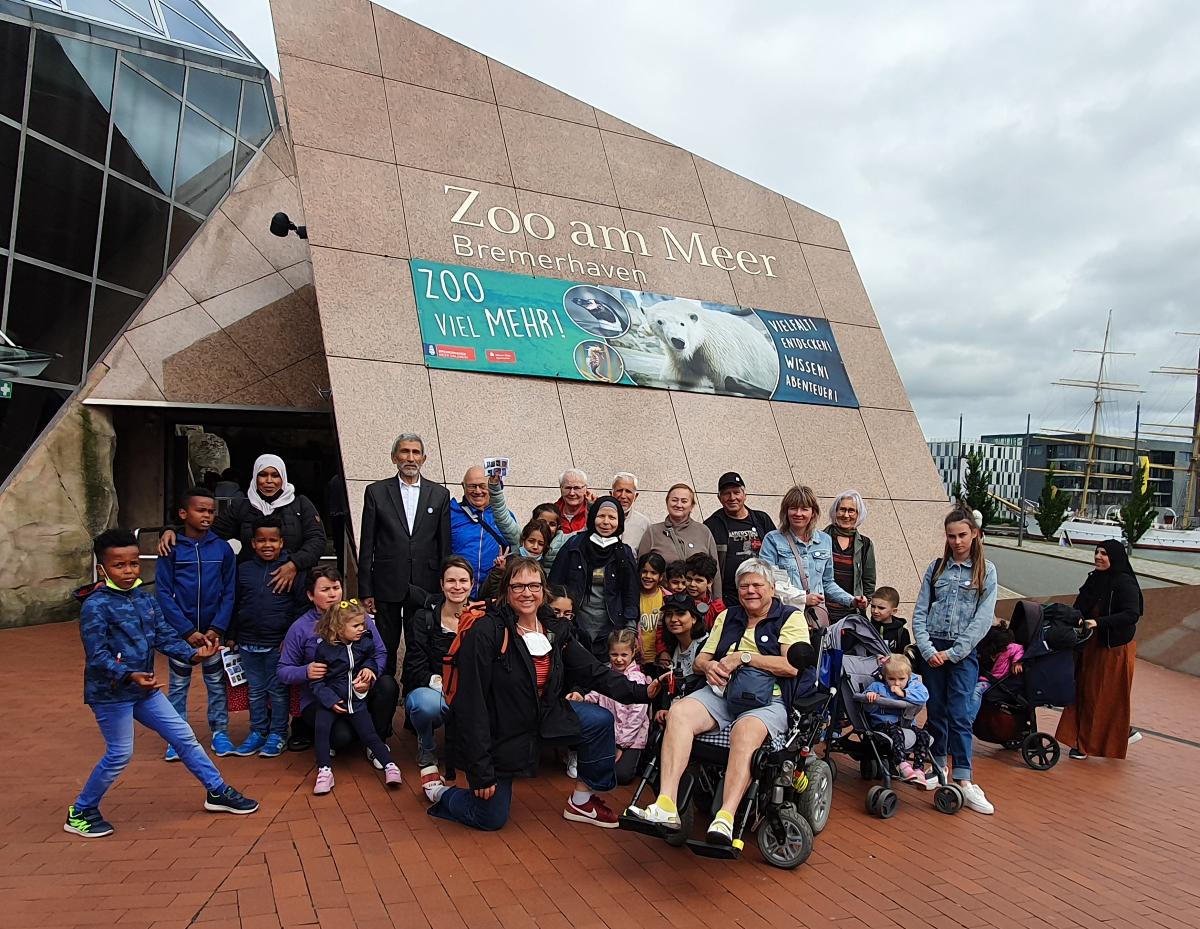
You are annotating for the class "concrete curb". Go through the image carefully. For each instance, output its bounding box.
[988,538,1189,587]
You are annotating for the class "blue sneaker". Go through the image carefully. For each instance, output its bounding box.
[232,732,267,756]
[164,746,180,763]
[204,785,259,815]
[211,732,236,757]
[259,734,286,757]
[64,805,114,838]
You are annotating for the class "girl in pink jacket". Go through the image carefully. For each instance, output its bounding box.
[586,629,650,785]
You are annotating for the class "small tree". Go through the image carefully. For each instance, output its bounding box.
[964,450,997,528]
[1036,465,1071,539]
[1117,458,1158,546]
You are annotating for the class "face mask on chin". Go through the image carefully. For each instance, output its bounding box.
[590,533,619,548]
[522,631,552,656]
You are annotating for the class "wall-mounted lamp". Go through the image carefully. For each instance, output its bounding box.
[270,211,308,240]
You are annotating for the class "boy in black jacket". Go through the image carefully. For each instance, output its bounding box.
[870,586,914,657]
[230,517,310,758]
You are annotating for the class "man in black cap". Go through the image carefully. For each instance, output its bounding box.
[703,472,776,605]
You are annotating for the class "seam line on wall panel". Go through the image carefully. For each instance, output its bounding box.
[368,6,413,266]
[666,390,700,503]
[554,380,576,471]
[857,408,929,590]
[687,152,737,302]
[766,399,796,485]
[425,365,449,486]
[484,59,523,203]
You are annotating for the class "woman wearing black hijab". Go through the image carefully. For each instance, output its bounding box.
[1056,539,1144,760]
[549,496,639,662]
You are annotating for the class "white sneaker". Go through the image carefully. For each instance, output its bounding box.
[366,748,384,770]
[565,750,578,779]
[1128,728,1143,745]
[626,801,681,830]
[959,782,994,815]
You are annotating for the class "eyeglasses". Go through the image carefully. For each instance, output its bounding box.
[463,483,488,491]
[509,582,544,594]
[551,607,575,619]
[561,485,586,492]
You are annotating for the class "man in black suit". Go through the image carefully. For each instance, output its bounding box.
[359,433,451,676]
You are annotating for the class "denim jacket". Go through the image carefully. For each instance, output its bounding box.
[911,558,998,663]
[759,528,854,608]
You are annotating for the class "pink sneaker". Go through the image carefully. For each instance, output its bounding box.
[899,762,928,788]
[313,766,334,795]
[384,763,402,788]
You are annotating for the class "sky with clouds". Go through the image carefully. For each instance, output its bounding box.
[208,0,1200,445]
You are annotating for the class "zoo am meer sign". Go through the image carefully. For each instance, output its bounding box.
[411,259,860,409]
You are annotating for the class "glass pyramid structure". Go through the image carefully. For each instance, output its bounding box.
[24,0,256,61]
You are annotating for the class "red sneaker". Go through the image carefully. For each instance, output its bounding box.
[563,794,619,828]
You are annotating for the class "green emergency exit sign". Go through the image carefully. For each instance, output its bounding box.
[0,381,12,400]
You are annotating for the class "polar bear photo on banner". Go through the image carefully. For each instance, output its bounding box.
[643,298,780,397]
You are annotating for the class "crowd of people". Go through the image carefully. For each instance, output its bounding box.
[64,434,1144,845]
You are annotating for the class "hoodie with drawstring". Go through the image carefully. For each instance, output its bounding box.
[155,531,237,638]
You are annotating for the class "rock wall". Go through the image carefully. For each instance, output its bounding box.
[0,398,117,627]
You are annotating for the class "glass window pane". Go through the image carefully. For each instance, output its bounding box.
[174,108,233,214]
[28,33,115,165]
[238,81,272,147]
[98,176,169,292]
[0,381,72,488]
[167,206,201,265]
[64,0,160,33]
[0,21,30,122]
[0,123,17,247]
[15,138,103,274]
[186,67,240,132]
[233,140,253,179]
[89,284,143,367]
[118,0,157,22]
[5,259,91,384]
[165,0,242,51]
[111,64,181,195]
[125,52,184,96]
[160,4,240,57]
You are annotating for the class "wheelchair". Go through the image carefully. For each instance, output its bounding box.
[619,672,835,870]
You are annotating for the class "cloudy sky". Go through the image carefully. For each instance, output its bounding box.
[209,0,1200,444]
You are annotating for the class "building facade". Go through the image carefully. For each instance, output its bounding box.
[926,438,1023,504]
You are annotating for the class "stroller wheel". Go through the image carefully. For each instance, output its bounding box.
[934,784,963,815]
[1020,732,1061,770]
[865,785,883,815]
[859,757,880,781]
[756,807,813,870]
[875,788,898,819]
[663,805,693,847]
[798,759,833,835]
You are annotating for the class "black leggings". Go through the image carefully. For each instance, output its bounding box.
[314,705,392,768]
[875,721,932,768]
[615,747,643,785]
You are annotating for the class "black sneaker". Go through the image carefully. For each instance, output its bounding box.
[64,805,114,838]
[286,733,312,752]
[1068,748,1088,760]
[204,785,260,815]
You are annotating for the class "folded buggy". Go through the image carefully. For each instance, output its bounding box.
[619,660,834,869]
[973,600,1090,770]
[822,614,964,818]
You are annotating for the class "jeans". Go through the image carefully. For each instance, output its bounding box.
[238,645,287,737]
[428,778,514,831]
[966,680,988,723]
[568,700,618,793]
[920,638,979,781]
[76,691,223,809]
[168,652,228,736]
[405,687,448,754]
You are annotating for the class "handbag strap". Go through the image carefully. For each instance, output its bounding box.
[783,532,812,591]
[784,531,829,629]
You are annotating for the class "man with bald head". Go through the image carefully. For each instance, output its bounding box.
[450,465,514,596]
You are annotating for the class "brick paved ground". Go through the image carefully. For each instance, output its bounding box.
[4,621,1199,929]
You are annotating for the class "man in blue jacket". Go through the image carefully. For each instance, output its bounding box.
[156,486,237,759]
[450,465,513,597]
[66,529,257,838]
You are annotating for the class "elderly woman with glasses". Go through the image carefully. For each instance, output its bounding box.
[427,556,663,832]
[823,490,876,621]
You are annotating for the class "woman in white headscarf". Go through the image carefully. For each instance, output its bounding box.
[823,489,875,621]
[159,454,326,592]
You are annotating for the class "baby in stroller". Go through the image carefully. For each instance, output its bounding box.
[863,653,933,788]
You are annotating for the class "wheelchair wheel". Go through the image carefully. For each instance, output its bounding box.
[934,784,963,815]
[756,807,813,870]
[1020,732,1060,771]
[663,805,693,847]
[798,759,832,834]
[825,755,838,783]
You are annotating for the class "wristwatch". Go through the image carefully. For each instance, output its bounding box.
[740,651,752,665]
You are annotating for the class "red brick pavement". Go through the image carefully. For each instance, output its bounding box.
[3,621,1199,929]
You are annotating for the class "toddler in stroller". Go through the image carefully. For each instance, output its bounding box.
[973,600,1089,770]
[863,653,934,788]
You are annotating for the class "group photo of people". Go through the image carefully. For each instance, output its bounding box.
[69,433,1144,861]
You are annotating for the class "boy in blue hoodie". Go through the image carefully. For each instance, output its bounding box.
[66,529,257,838]
[229,516,309,758]
[156,486,237,759]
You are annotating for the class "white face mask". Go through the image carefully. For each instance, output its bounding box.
[590,533,620,548]
[522,631,552,656]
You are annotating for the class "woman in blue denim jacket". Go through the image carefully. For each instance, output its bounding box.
[912,508,998,816]
[760,485,867,619]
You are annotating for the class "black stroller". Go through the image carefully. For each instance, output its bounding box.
[822,614,964,817]
[973,600,1090,770]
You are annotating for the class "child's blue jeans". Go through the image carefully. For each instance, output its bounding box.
[920,638,979,782]
[76,690,223,809]
[404,686,448,755]
[167,651,228,735]
[238,644,287,738]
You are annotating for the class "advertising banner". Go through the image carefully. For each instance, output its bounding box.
[413,259,859,408]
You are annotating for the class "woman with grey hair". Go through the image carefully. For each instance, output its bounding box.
[824,489,875,621]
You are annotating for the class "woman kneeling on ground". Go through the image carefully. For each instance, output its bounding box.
[428,556,663,831]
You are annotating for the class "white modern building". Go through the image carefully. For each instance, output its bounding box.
[927,438,1023,503]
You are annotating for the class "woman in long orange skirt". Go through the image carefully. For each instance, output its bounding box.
[1055,539,1143,760]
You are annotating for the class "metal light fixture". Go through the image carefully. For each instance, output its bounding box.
[270,211,307,239]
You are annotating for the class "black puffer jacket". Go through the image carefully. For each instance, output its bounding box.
[452,603,649,790]
[402,599,458,695]
[212,495,326,571]
[1075,572,1142,649]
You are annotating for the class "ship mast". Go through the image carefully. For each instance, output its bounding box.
[1149,333,1200,529]
[1051,311,1142,516]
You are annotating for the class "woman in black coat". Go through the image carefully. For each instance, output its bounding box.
[427,556,661,832]
[549,496,639,662]
[1055,539,1144,760]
